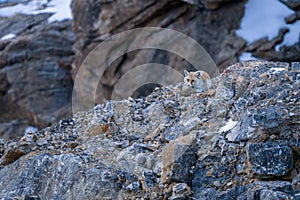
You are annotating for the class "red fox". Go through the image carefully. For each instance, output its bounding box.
[182,70,212,94]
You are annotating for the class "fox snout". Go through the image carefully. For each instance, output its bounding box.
[189,84,194,88]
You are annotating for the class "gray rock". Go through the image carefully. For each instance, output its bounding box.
[161,134,196,184]
[0,17,74,138]
[71,0,245,103]
[169,183,191,200]
[0,153,121,199]
[246,29,300,62]
[280,0,300,10]
[0,61,300,199]
[260,189,293,200]
[246,181,294,199]
[247,142,293,177]
[0,13,51,39]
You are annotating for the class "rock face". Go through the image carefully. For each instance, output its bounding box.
[0,61,300,199]
[0,14,74,138]
[71,0,246,103]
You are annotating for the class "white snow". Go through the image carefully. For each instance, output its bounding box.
[24,126,38,134]
[219,119,238,133]
[1,33,16,40]
[239,52,257,61]
[0,0,72,23]
[236,0,300,49]
[269,67,286,72]
[38,0,72,23]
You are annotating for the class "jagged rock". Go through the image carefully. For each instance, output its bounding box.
[182,0,245,10]
[246,28,289,53]
[279,0,300,10]
[245,181,295,199]
[247,142,293,177]
[292,174,300,199]
[0,120,29,139]
[285,10,300,24]
[71,0,246,103]
[0,153,121,199]
[251,41,300,62]
[0,13,51,39]
[161,134,195,184]
[0,61,300,199]
[0,15,74,138]
[200,0,244,10]
[169,183,192,200]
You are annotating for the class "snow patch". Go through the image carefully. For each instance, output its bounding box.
[239,52,257,61]
[269,67,285,72]
[1,33,16,40]
[24,126,38,134]
[236,0,300,48]
[0,0,72,23]
[219,119,238,133]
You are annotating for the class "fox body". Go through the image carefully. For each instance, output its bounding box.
[182,70,212,94]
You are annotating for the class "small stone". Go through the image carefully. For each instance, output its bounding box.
[133,114,143,121]
[117,171,127,182]
[291,62,300,71]
[0,148,26,165]
[142,171,155,180]
[67,141,79,149]
[0,139,6,145]
[260,189,293,200]
[141,179,154,191]
[47,146,55,151]
[292,173,300,195]
[213,180,222,187]
[169,183,191,200]
[115,140,129,148]
[126,181,140,192]
[236,164,245,174]
[18,141,32,147]
[36,139,48,146]
[161,131,179,142]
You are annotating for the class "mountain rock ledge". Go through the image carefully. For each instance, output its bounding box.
[0,60,300,199]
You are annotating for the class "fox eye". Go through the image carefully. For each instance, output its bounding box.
[187,79,190,82]
[191,80,195,83]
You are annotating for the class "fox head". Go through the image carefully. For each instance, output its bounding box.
[184,70,204,88]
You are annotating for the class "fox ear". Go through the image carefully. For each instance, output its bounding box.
[184,70,189,77]
[195,71,202,78]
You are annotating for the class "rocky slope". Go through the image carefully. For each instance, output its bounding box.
[1,0,299,139]
[0,61,299,199]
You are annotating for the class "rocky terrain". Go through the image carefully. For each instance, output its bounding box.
[1,0,300,138]
[0,61,300,199]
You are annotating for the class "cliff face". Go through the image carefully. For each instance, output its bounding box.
[0,61,299,199]
[0,14,74,138]
[71,0,246,103]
